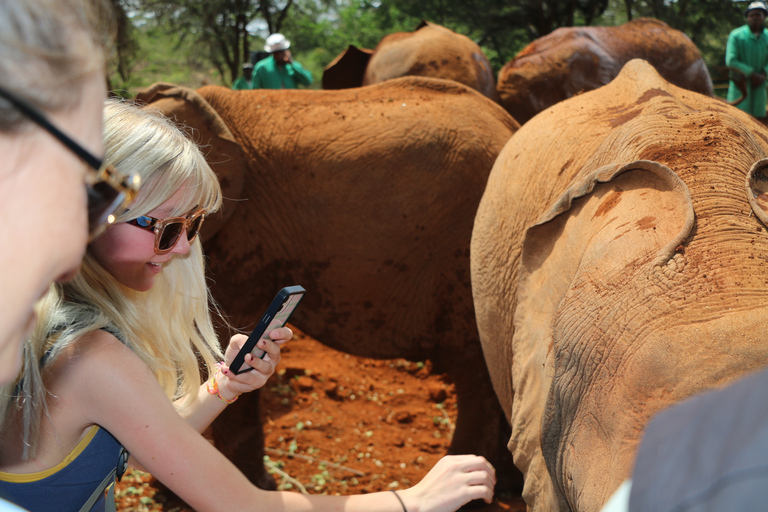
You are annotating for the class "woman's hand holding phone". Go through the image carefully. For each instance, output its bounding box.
[218,327,292,398]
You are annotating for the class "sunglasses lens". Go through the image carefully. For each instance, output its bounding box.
[88,181,125,238]
[158,222,184,252]
[187,214,204,241]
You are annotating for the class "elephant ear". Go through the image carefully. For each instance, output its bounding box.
[134,83,245,241]
[507,160,694,511]
[321,45,373,89]
[415,19,431,30]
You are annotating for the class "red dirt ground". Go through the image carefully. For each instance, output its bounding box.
[115,326,525,511]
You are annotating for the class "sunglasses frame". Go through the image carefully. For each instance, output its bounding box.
[0,84,140,239]
[127,208,207,255]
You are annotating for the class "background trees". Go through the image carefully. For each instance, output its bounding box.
[110,0,752,95]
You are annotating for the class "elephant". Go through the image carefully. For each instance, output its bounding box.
[322,21,500,103]
[497,18,715,125]
[135,76,520,490]
[470,58,768,511]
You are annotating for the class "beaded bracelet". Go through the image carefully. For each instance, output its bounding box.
[206,362,238,404]
[390,490,407,512]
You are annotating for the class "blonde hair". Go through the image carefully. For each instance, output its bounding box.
[2,100,225,456]
[0,0,113,130]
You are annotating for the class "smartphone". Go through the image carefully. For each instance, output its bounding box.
[229,285,306,375]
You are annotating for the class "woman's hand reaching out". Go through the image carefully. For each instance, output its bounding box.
[398,455,496,512]
[217,327,292,400]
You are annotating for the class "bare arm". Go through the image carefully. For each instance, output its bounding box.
[70,333,494,512]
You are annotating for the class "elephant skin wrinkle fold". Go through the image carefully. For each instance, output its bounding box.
[136,76,520,492]
[471,58,768,512]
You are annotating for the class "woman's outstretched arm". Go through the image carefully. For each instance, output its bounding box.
[69,331,494,512]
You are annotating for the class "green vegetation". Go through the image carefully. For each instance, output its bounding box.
[109,0,756,97]
[110,15,224,96]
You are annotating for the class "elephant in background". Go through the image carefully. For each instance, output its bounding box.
[471,59,768,511]
[136,77,519,490]
[322,21,499,103]
[497,18,714,124]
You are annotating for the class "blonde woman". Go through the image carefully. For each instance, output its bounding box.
[0,100,495,512]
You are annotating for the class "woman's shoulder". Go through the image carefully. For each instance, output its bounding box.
[48,327,126,367]
[45,328,146,399]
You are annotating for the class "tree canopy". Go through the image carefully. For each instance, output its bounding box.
[111,0,754,93]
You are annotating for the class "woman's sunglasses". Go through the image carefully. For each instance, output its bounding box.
[0,84,140,240]
[127,208,207,255]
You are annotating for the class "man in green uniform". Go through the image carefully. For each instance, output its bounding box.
[232,62,253,90]
[251,33,313,90]
[727,1,768,119]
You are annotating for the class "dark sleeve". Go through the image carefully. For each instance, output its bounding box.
[629,366,768,512]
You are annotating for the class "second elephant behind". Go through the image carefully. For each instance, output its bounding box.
[323,21,499,103]
[498,18,714,124]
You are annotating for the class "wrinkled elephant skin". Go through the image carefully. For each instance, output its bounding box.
[136,77,519,490]
[498,18,714,124]
[323,21,499,103]
[471,59,768,511]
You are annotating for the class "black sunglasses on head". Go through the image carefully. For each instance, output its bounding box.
[0,84,140,239]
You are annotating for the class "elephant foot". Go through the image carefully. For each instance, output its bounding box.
[231,458,278,490]
[208,391,278,490]
[446,375,523,498]
[494,417,524,494]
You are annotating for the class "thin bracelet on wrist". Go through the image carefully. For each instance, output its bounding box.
[206,362,238,404]
[390,490,407,512]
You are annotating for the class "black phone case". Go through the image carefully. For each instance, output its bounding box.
[229,285,306,375]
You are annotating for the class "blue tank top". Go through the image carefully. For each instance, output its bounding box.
[0,426,127,512]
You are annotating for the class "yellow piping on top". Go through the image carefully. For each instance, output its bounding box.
[0,426,100,483]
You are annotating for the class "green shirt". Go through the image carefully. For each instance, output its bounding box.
[251,56,313,90]
[726,24,768,117]
[232,75,252,90]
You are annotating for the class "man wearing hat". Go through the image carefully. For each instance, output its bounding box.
[232,62,254,90]
[726,1,768,119]
[251,33,313,89]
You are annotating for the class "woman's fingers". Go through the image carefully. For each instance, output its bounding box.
[400,455,496,512]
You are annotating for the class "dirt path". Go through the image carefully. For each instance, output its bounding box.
[115,327,525,511]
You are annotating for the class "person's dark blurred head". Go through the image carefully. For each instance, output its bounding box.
[746,1,768,33]
[243,62,253,79]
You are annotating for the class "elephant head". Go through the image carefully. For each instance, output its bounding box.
[322,21,500,103]
[471,59,768,511]
[497,18,715,124]
[137,76,520,490]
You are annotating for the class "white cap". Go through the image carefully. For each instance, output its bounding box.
[746,1,768,15]
[265,33,290,53]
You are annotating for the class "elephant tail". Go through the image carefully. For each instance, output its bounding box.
[711,66,747,107]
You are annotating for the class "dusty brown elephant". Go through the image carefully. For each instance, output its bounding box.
[322,21,499,102]
[497,18,714,124]
[471,59,768,511]
[135,76,519,490]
